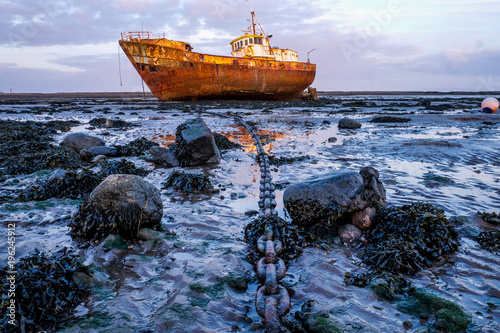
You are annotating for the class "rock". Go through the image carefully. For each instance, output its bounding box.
[173,117,221,166]
[327,137,338,143]
[80,146,118,161]
[70,174,163,241]
[352,206,376,230]
[368,277,398,301]
[338,118,362,129]
[137,228,165,241]
[303,313,343,333]
[222,272,249,292]
[102,234,128,250]
[338,224,362,244]
[60,132,105,153]
[148,146,180,167]
[283,167,385,226]
[47,169,68,182]
[370,116,412,123]
[92,155,108,163]
[397,289,470,333]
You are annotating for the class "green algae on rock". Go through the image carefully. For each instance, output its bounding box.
[397,288,470,333]
[344,271,411,301]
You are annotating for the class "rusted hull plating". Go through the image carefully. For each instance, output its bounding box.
[119,39,316,101]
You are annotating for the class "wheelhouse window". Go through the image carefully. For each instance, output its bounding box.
[249,38,253,44]
[255,37,262,44]
[245,39,248,46]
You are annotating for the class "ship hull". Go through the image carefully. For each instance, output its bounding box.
[119,39,316,101]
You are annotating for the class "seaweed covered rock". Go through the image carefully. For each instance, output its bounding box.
[370,116,412,123]
[148,117,220,167]
[115,137,159,157]
[363,202,460,274]
[20,159,149,201]
[0,248,91,332]
[397,289,470,333]
[344,271,411,301]
[213,133,242,150]
[476,211,500,225]
[0,120,82,175]
[70,174,163,241]
[172,117,221,166]
[60,132,105,154]
[162,170,216,194]
[88,117,138,129]
[283,167,385,227]
[476,231,500,253]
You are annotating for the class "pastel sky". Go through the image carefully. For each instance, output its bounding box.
[0,0,499,93]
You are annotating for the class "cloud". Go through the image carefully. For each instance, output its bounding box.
[1,0,499,92]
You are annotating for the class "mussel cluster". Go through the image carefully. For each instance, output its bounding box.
[244,215,305,263]
[0,248,91,332]
[20,159,149,201]
[162,170,216,194]
[363,202,460,274]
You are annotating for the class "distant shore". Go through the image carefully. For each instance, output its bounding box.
[0,91,498,101]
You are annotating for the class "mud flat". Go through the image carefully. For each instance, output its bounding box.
[0,93,499,332]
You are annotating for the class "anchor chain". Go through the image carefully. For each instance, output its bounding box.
[235,116,291,332]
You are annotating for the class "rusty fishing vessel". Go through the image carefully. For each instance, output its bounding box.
[119,8,316,101]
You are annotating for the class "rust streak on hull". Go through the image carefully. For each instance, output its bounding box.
[119,38,316,101]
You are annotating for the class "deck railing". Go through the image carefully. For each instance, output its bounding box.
[121,31,166,41]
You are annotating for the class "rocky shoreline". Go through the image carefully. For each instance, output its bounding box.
[0,94,499,332]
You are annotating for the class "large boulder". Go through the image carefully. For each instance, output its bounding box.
[61,133,105,154]
[148,117,221,168]
[70,174,163,241]
[283,167,385,227]
[173,117,221,166]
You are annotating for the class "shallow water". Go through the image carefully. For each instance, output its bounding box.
[0,94,499,332]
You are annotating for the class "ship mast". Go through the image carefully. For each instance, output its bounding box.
[249,0,256,35]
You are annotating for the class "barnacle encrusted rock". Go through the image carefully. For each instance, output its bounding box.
[70,174,163,241]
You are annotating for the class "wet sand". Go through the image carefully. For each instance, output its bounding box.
[0,93,499,332]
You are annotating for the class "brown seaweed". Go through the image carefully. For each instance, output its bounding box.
[0,248,91,332]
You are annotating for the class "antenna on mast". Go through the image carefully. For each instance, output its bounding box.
[247,0,256,35]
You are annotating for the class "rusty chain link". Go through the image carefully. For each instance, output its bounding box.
[235,116,291,332]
